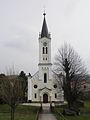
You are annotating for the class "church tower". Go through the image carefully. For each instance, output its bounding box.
[28,13,64,103]
[38,13,52,81]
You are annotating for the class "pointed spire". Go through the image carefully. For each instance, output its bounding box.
[41,12,50,38]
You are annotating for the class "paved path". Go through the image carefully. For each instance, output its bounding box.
[39,104,57,120]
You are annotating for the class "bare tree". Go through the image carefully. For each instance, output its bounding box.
[0,74,23,120]
[54,43,87,108]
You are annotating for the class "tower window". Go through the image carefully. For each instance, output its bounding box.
[43,47,45,54]
[46,47,48,54]
[46,58,47,60]
[55,93,57,98]
[44,73,47,83]
[35,93,37,98]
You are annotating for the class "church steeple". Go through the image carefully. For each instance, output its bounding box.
[39,12,51,66]
[38,12,52,81]
[41,13,50,38]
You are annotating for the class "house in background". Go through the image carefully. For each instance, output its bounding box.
[28,13,64,103]
[83,75,90,100]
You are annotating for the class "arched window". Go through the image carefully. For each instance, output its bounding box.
[43,47,44,54]
[55,93,57,98]
[46,47,48,54]
[35,93,37,98]
[44,73,47,83]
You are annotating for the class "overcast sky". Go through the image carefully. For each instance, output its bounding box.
[0,0,90,75]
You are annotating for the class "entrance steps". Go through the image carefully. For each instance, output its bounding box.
[42,103,55,107]
[39,103,57,120]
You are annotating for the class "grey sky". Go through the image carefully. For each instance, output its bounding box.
[0,0,90,75]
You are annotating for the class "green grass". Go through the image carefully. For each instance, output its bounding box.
[55,101,90,120]
[80,101,90,113]
[65,115,90,120]
[0,104,39,120]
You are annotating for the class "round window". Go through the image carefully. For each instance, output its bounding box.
[34,85,38,88]
[54,84,57,88]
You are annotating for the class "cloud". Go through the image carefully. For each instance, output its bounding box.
[0,0,90,74]
[1,23,38,52]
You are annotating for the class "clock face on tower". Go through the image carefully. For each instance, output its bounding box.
[43,42,47,46]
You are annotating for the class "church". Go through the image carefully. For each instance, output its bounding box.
[28,13,64,103]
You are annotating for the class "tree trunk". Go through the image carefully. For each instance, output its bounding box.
[11,107,15,120]
[68,100,71,109]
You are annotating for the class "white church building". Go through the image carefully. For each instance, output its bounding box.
[28,13,64,103]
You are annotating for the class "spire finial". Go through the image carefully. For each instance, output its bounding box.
[43,12,46,16]
[43,5,46,16]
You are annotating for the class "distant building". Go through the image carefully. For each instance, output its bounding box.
[28,13,64,103]
[83,76,90,99]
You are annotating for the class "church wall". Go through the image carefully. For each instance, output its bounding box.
[28,77,32,100]
[28,71,64,102]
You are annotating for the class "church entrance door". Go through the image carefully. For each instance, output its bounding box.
[43,94,48,103]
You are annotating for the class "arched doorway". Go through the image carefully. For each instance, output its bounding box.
[43,93,48,103]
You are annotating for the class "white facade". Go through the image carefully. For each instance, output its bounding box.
[28,13,64,103]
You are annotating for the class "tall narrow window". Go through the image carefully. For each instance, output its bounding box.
[43,47,44,54]
[46,47,48,54]
[44,73,47,83]
[35,93,37,98]
[55,93,57,98]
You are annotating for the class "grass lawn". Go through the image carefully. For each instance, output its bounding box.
[65,115,90,120]
[0,104,39,120]
[80,101,90,113]
[55,101,90,120]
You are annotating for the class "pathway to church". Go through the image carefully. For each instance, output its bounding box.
[39,103,57,120]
